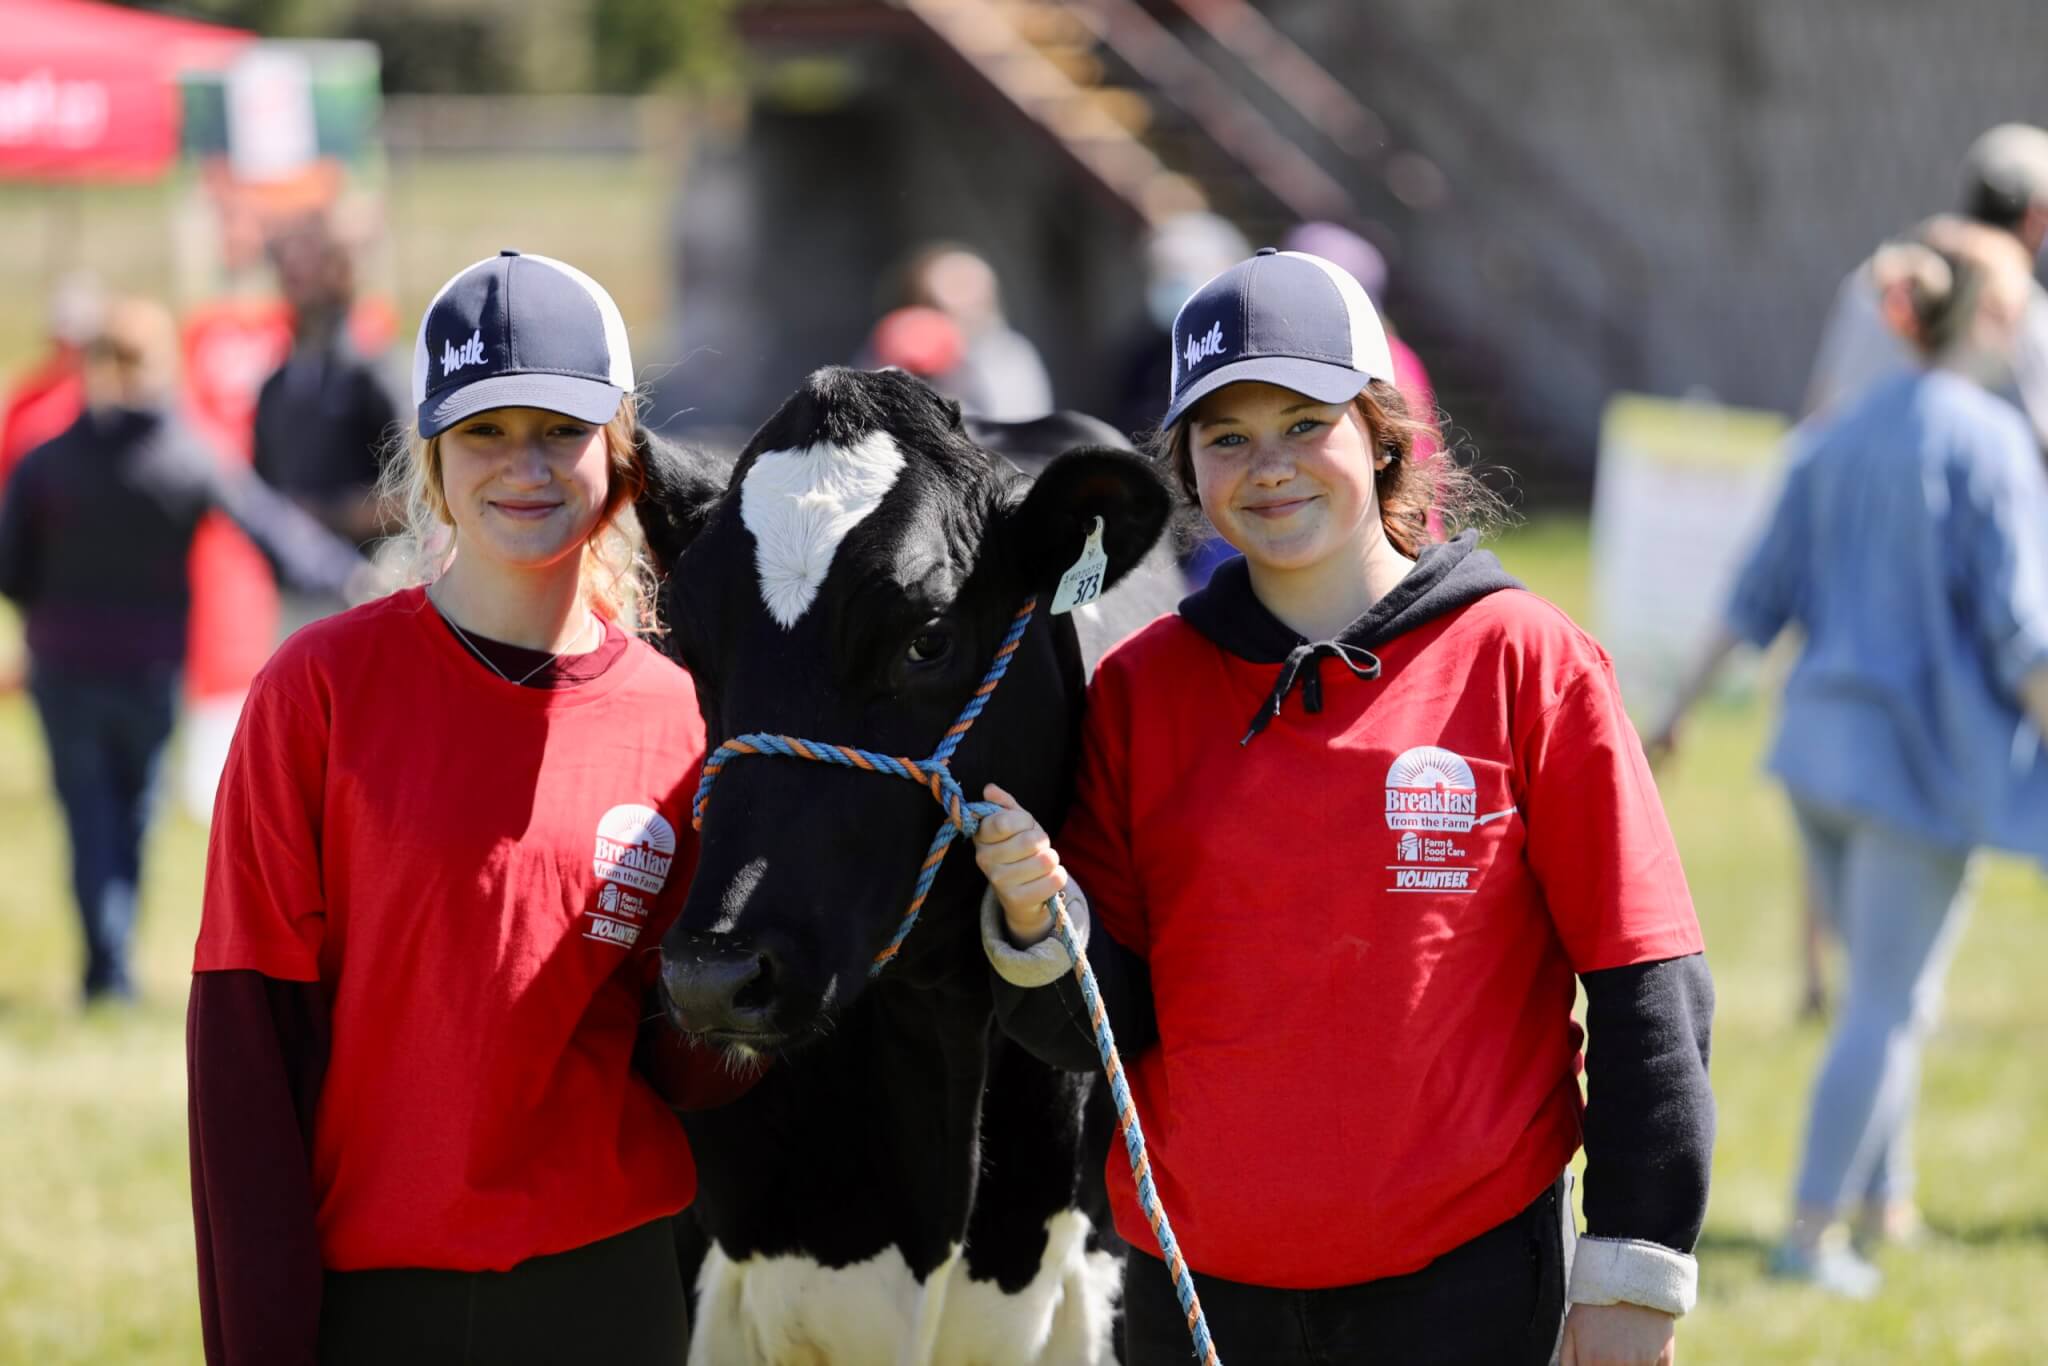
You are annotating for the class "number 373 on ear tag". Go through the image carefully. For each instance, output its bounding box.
[1050,516,1110,616]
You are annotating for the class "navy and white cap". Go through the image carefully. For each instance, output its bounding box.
[1163,247,1396,430]
[412,250,634,438]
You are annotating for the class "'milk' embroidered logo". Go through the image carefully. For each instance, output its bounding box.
[441,329,486,377]
[1183,320,1225,374]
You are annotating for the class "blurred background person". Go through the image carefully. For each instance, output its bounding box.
[1107,210,1249,442]
[1806,123,2048,449]
[1103,211,1251,587]
[1283,221,1444,530]
[895,242,1052,422]
[1650,223,2048,1297]
[252,213,403,555]
[0,273,102,493]
[860,303,968,394]
[0,297,368,1004]
[1785,123,2048,1016]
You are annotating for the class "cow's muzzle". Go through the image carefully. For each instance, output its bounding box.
[661,943,782,1042]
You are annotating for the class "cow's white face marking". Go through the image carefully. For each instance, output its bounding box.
[690,1210,1119,1366]
[739,431,907,629]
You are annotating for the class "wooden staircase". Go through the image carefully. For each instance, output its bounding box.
[736,0,1651,493]
[893,0,1222,228]
[896,0,1357,232]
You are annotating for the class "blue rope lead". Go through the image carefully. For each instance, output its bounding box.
[689,595,1221,1364]
[695,598,1038,973]
[1050,893,1219,1365]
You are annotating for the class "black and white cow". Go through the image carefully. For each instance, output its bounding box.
[634,367,1175,1365]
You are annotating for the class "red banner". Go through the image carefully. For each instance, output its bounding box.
[0,0,249,183]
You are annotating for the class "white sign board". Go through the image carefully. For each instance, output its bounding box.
[1590,394,1789,718]
[226,47,317,183]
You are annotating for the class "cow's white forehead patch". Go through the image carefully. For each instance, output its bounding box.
[739,431,907,629]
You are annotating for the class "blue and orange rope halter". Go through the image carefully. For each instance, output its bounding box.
[690,595,1221,1365]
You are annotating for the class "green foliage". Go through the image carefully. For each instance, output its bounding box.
[131,0,347,39]
[345,9,518,96]
[590,0,739,94]
[128,0,739,95]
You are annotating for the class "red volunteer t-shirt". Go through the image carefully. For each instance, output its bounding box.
[1064,589,1701,1290]
[194,587,705,1272]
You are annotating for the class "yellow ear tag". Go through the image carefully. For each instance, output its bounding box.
[1050,516,1110,616]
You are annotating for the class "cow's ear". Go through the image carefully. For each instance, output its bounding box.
[998,446,1171,599]
[632,428,726,577]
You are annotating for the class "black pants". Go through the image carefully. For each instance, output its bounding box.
[29,668,179,1000]
[1123,1174,1570,1366]
[319,1217,689,1365]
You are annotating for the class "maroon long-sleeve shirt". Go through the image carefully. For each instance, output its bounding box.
[187,618,757,1364]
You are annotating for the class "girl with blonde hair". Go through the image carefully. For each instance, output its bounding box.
[188,252,738,1363]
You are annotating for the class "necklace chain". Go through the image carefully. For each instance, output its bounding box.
[430,592,598,687]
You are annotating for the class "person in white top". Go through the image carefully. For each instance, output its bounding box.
[1807,123,2048,449]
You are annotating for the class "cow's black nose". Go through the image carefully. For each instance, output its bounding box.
[662,947,779,1036]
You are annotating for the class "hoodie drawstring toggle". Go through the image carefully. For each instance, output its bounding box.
[1240,639,1382,745]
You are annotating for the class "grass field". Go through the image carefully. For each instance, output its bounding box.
[0,152,678,371]
[2,521,2046,1363]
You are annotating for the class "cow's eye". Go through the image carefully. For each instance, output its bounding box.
[906,625,953,665]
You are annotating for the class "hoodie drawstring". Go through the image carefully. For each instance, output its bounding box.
[1240,640,1382,745]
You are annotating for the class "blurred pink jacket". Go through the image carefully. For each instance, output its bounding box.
[1389,332,1444,538]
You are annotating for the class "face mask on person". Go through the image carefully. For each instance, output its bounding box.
[83,342,167,418]
[1148,277,1202,332]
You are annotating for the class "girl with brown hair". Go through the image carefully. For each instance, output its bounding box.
[974,248,1713,1365]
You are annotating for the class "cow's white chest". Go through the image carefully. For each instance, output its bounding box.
[691,1210,1121,1366]
[739,432,907,629]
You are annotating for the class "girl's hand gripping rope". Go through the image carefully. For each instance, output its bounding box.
[972,783,1067,946]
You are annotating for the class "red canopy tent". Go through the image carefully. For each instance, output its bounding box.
[0,0,250,182]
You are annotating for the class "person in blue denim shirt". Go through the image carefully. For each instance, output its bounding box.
[1652,220,2048,1298]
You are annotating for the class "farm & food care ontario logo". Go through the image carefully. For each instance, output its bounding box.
[1384,746,1480,894]
[586,804,677,948]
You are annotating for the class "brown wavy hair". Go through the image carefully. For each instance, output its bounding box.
[1155,378,1505,557]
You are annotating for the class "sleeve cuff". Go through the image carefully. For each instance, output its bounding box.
[1723,600,1781,652]
[980,883,1089,988]
[192,929,323,983]
[1568,1235,1697,1317]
